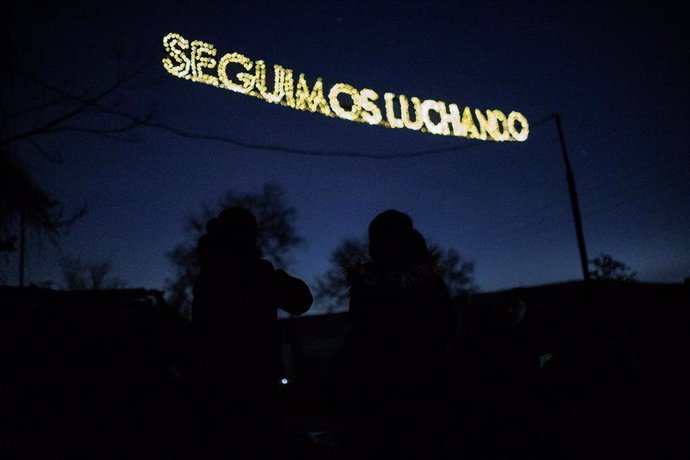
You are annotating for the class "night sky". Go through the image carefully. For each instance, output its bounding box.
[6,1,689,305]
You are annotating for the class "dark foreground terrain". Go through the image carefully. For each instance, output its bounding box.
[1,281,688,459]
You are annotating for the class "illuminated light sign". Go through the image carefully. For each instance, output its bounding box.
[162,33,529,142]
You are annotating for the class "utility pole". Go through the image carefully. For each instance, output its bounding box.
[19,207,26,287]
[554,113,590,281]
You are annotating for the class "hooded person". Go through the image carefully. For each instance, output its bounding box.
[343,209,454,458]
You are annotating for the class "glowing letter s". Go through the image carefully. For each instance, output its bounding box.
[358,89,382,125]
[163,33,191,78]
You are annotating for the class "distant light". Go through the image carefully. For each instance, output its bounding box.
[281,378,289,385]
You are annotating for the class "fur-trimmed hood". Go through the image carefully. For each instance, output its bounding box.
[345,261,441,293]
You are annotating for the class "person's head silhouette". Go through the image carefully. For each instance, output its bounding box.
[205,206,260,264]
[368,209,415,269]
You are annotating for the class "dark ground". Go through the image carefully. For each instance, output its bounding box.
[1,281,688,459]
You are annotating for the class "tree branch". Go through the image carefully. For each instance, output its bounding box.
[0,78,122,148]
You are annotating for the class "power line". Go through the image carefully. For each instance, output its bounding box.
[473,169,687,254]
[15,72,555,160]
[468,171,687,257]
[462,148,688,237]
[147,113,553,160]
[472,167,686,252]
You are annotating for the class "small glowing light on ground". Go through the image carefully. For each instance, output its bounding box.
[281,378,289,385]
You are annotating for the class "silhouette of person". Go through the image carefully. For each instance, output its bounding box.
[191,206,312,458]
[344,209,454,458]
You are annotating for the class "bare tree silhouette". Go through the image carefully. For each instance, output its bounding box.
[1,3,159,284]
[59,255,124,290]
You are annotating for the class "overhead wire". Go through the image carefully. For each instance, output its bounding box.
[472,164,688,253]
[12,71,556,160]
[12,71,686,267]
[462,148,688,239]
[468,167,688,257]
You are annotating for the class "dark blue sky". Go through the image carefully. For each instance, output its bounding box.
[7,1,689,302]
